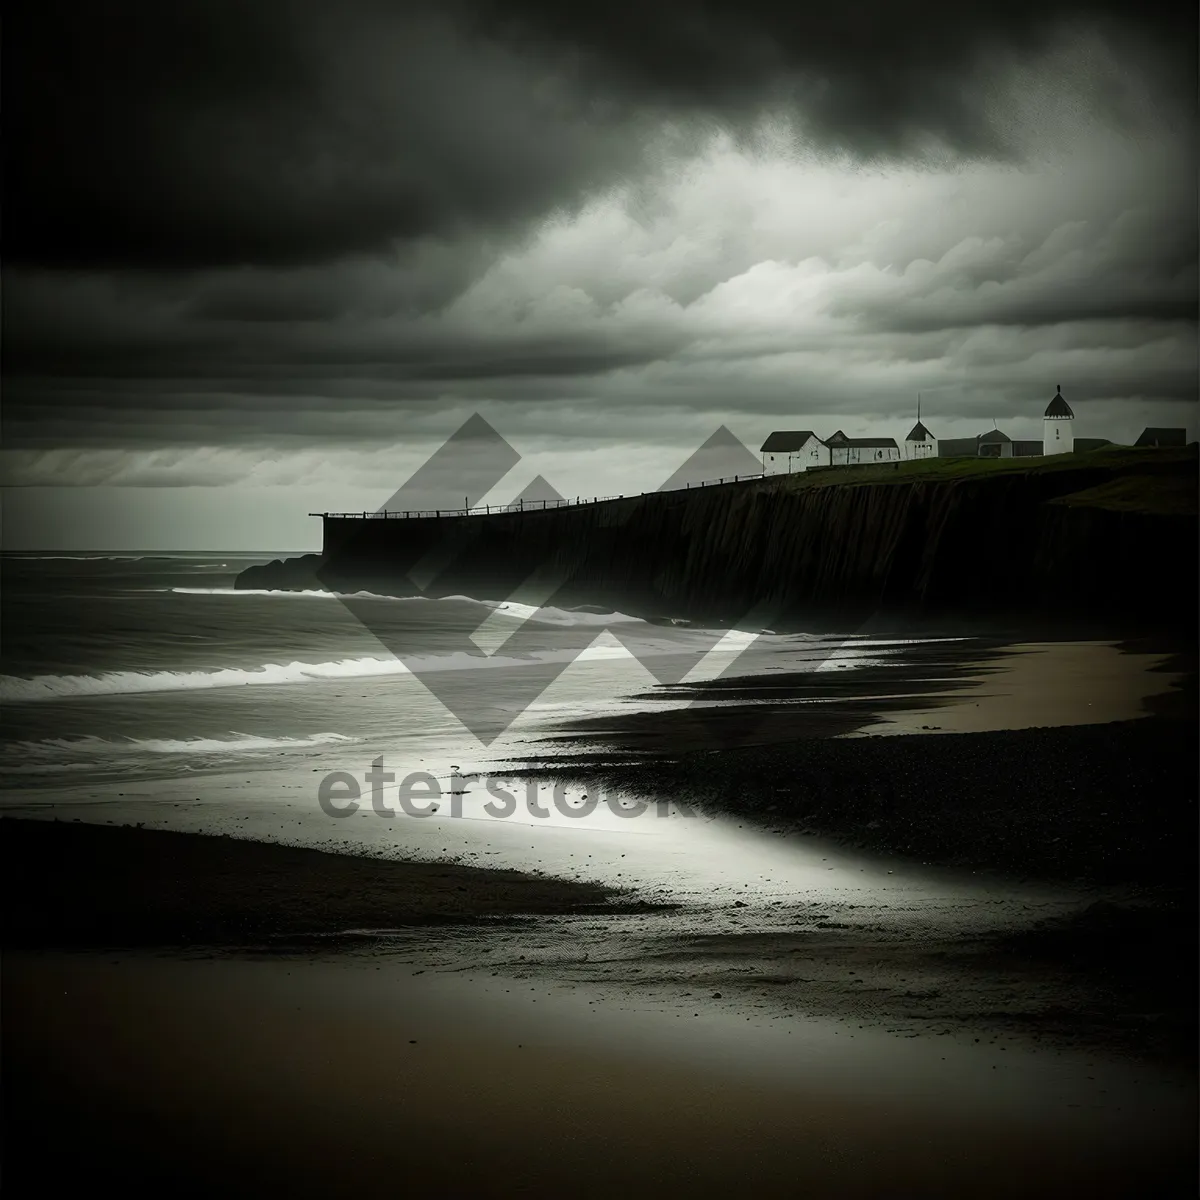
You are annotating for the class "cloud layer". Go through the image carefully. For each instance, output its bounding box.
[3,0,1196,510]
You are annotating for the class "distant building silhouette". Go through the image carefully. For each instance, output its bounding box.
[826,431,900,465]
[904,395,936,460]
[937,436,980,457]
[757,384,1184,473]
[1134,427,1186,448]
[938,429,1041,457]
[977,428,1013,458]
[940,430,1042,458]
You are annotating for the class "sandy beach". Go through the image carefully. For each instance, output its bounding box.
[0,818,646,948]
[512,638,1197,888]
[3,635,1196,1197]
[6,948,1195,1198]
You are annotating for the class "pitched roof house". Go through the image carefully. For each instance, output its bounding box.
[826,431,898,450]
[759,430,829,474]
[760,431,823,453]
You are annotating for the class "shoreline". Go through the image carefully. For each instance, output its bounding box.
[490,646,1198,1069]
[5,715,1195,1066]
[3,716,1195,1194]
[510,716,1198,892]
[3,634,1195,1198]
[507,633,1197,892]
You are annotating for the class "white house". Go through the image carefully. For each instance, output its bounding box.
[826,431,901,466]
[759,430,830,474]
[760,388,1095,474]
[1044,386,1074,455]
[905,419,937,460]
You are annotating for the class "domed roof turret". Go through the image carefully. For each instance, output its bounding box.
[1045,386,1073,419]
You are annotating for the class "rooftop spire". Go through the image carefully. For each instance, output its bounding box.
[1045,386,1074,419]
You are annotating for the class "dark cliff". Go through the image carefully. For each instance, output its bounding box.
[237,448,1198,632]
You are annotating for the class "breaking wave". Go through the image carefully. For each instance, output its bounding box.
[6,731,360,758]
[0,731,361,773]
[0,643,677,703]
[167,587,645,625]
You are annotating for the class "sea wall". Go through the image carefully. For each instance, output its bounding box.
[237,451,1198,631]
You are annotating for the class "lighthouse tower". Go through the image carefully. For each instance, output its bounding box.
[1043,385,1074,455]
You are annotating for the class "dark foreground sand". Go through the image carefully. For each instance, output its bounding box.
[0,818,646,947]
[5,951,1196,1199]
[3,640,1196,1197]
[2,813,1196,1196]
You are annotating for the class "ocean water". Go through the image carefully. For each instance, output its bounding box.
[1,551,1017,903]
[0,551,942,789]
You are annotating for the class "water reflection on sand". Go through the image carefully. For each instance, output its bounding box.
[846,640,1183,736]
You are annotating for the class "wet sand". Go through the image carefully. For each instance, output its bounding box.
[511,637,1197,888]
[0,818,646,948]
[514,717,1198,889]
[537,636,1194,753]
[499,636,1198,1070]
[849,640,1189,736]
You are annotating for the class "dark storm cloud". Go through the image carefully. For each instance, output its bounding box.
[4,1,653,271]
[470,0,1194,148]
[3,0,1196,477]
[2,264,686,383]
[6,0,1194,272]
[840,251,1200,333]
[859,291,1198,333]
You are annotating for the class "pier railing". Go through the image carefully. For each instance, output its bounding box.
[311,471,768,520]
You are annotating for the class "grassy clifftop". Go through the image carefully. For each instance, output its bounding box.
[767,446,1195,498]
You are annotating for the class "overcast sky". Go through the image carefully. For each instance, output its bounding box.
[3,0,1197,549]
